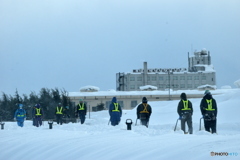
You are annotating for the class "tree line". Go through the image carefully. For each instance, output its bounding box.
[0,88,73,121]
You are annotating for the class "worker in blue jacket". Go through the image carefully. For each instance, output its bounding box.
[14,104,26,127]
[109,97,122,126]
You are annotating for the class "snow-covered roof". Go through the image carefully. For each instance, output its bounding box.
[68,89,232,97]
[194,64,215,72]
[197,84,217,90]
[80,85,100,92]
[139,85,158,91]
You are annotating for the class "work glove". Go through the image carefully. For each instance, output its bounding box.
[14,118,16,121]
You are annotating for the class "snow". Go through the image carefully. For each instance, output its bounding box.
[234,79,240,88]
[221,85,232,89]
[69,88,232,97]
[1,89,240,160]
[139,85,158,90]
[197,84,217,90]
[80,85,100,92]
[194,64,215,72]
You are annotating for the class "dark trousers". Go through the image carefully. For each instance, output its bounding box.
[56,114,63,125]
[140,113,150,127]
[79,113,86,124]
[35,116,42,127]
[17,118,24,127]
[204,119,217,133]
[181,116,193,134]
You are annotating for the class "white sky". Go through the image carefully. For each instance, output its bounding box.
[1,0,240,95]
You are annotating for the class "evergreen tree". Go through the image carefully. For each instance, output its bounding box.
[0,88,72,121]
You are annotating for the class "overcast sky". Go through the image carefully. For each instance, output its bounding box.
[1,0,240,96]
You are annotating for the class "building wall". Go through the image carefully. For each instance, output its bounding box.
[116,50,216,91]
[117,71,216,91]
[69,93,206,111]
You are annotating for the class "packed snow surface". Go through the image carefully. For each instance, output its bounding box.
[1,89,240,160]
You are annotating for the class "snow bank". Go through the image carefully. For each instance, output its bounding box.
[221,85,232,89]
[234,79,240,88]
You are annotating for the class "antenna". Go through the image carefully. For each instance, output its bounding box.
[191,44,193,54]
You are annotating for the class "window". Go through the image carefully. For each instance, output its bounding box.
[130,85,135,89]
[180,76,185,80]
[152,76,157,81]
[188,84,192,88]
[173,76,178,80]
[147,76,150,81]
[118,101,124,109]
[159,84,164,88]
[130,77,135,81]
[202,76,206,80]
[105,101,111,109]
[180,84,185,88]
[159,76,164,80]
[131,101,138,108]
[173,84,178,88]
[137,77,142,81]
[195,76,199,80]
[187,76,192,80]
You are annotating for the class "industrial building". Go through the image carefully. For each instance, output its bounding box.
[116,49,216,91]
[69,49,216,110]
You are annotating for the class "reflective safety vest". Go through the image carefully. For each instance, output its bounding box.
[181,100,191,111]
[205,99,215,111]
[35,108,42,116]
[140,103,149,113]
[78,103,85,110]
[56,107,63,114]
[16,109,26,117]
[112,103,120,112]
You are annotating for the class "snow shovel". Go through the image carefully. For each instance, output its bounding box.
[135,118,138,126]
[174,118,180,131]
[199,117,203,131]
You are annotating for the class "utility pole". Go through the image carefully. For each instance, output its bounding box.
[168,70,173,100]
[88,105,90,119]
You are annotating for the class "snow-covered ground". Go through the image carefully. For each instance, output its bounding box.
[1,89,240,160]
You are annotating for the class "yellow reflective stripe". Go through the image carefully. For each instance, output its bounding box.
[17,115,25,117]
[205,99,215,111]
[140,103,149,113]
[36,108,41,115]
[78,104,85,110]
[181,100,191,110]
[56,107,63,114]
[112,103,120,112]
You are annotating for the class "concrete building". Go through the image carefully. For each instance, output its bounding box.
[116,49,216,91]
[68,90,209,111]
[69,49,217,111]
